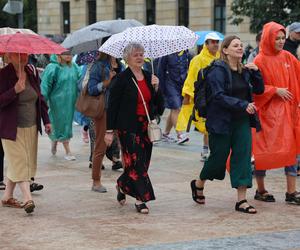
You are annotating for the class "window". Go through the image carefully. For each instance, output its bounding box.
[214,0,226,33]
[115,0,125,19]
[178,0,189,27]
[61,1,70,34]
[146,0,155,25]
[87,0,96,25]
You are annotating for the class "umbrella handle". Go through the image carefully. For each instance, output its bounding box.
[151,59,154,74]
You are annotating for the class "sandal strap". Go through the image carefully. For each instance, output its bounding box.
[245,205,255,212]
[135,203,147,210]
[236,199,248,207]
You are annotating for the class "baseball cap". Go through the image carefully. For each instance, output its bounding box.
[204,32,221,42]
[289,22,300,33]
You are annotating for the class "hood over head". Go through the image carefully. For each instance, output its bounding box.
[50,54,58,64]
[260,21,286,56]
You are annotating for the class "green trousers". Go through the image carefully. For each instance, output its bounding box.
[200,117,252,188]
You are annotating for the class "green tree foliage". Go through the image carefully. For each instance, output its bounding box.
[229,0,300,33]
[0,0,37,31]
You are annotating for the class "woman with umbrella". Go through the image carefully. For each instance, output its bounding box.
[0,53,51,214]
[104,42,164,214]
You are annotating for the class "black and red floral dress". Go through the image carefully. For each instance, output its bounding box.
[117,79,155,202]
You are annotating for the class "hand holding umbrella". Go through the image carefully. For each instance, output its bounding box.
[14,73,26,93]
[151,74,159,91]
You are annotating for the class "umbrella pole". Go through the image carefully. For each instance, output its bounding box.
[18,53,21,79]
[151,59,154,74]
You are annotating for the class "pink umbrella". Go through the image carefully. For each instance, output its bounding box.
[0,32,66,54]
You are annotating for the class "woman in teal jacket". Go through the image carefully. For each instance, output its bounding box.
[41,52,81,160]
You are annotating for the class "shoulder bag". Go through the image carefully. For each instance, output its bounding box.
[76,64,105,119]
[132,77,162,142]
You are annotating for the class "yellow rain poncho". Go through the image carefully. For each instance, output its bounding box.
[176,45,220,134]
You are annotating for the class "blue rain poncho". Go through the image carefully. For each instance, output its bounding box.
[41,55,81,141]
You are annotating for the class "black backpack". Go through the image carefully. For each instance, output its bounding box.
[186,62,216,132]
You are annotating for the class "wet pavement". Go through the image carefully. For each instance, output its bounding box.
[0,113,300,250]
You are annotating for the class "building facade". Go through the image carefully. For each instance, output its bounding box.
[37,0,256,45]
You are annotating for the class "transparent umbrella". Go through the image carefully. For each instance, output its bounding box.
[61,19,143,54]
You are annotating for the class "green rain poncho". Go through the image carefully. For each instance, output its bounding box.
[41,55,81,142]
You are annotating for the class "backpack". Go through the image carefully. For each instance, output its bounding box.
[186,61,216,132]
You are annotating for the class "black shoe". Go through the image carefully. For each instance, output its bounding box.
[112,161,122,170]
[0,181,6,190]
[285,192,300,205]
[30,182,44,193]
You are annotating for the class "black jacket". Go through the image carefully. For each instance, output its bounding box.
[283,38,300,59]
[106,67,164,132]
[205,60,264,134]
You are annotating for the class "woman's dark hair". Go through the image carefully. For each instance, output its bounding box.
[220,35,243,73]
[98,52,111,62]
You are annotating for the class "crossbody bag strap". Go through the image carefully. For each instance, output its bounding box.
[132,77,151,123]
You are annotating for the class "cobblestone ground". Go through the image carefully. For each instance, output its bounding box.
[0,112,299,250]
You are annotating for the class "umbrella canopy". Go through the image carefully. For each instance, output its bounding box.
[195,31,224,46]
[0,32,67,54]
[99,25,198,59]
[0,27,37,35]
[61,19,143,54]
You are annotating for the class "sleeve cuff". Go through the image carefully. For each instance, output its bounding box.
[97,82,104,92]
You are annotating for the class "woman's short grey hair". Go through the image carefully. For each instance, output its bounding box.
[123,43,144,62]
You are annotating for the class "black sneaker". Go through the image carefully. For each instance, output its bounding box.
[30,182,44,193]
[112,161,123,170]
[0,181,6,190]
[285,192,300,205]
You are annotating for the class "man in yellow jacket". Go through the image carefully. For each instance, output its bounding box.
[176,32,221,159]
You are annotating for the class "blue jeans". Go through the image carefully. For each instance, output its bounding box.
[254,155,300,177]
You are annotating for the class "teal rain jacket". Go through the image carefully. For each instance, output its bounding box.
[41,55,81,141]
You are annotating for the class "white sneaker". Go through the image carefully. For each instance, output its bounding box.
[162,133,176,143]
[64,154,76,161]
[177,133,189,144]
[81,127,89,143]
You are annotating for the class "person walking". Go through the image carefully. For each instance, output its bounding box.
[157,50,191,144]
[252,21,300,204]
[284,22,300,58]
[0,53,51,214]
[247,31,262,63]
[190,36,264,214]
[104,43,164,214]
[87,52,116,193]
[176,33,221,160]
[41,51,81,160]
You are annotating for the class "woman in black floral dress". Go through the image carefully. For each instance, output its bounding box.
[104,43,164,214]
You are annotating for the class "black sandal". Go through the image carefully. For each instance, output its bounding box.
[254,190,275,202]
[190,180,205,204]
[135,203,149,214]
[235,199,257,214]
[116,185,126,205]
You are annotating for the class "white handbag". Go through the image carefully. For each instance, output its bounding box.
[132,78,162,142]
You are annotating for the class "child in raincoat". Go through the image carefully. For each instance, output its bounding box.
[41,52,81,160]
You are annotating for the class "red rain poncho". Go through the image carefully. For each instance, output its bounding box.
[253,21,300,170]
